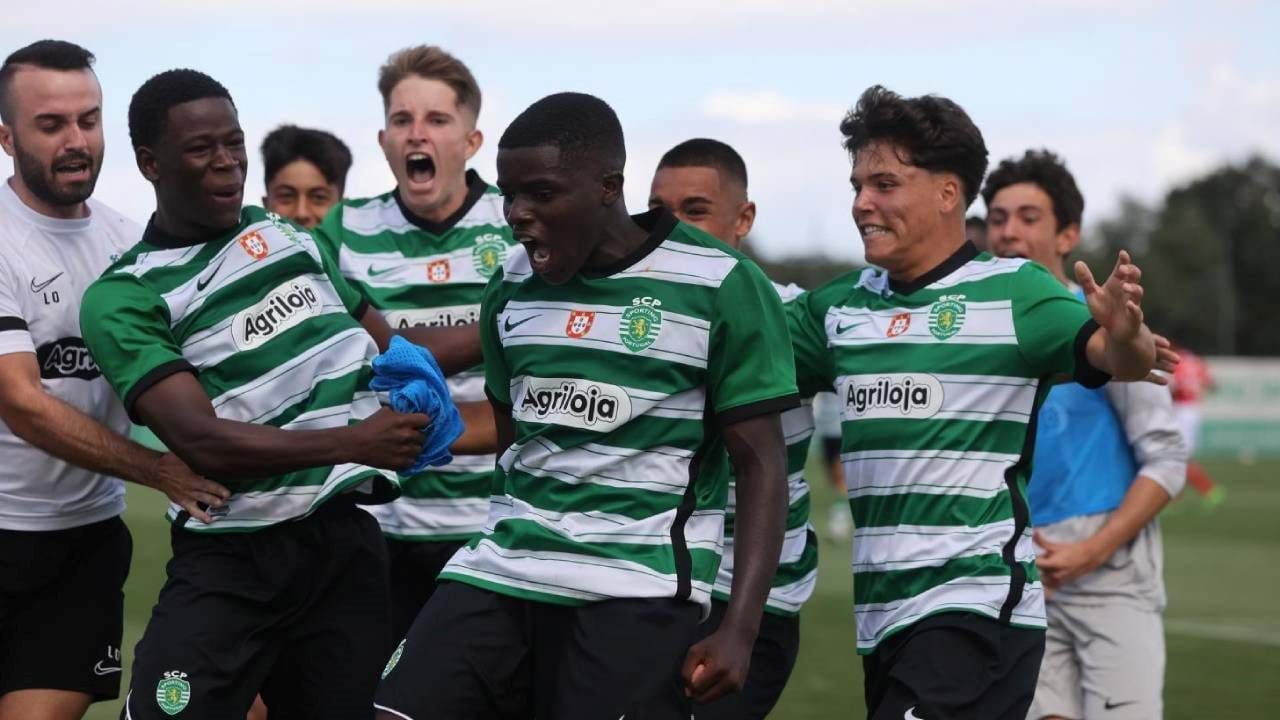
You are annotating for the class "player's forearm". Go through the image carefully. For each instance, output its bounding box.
[151,416,360,482]
[450,401,499,455]
[1,387,160,483]
[1089,324,1157,381]
[723,463,786,635]
[1087,475,1171,559]
[396,324,483,376]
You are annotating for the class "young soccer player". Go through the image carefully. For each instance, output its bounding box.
[986,149,1187,720]
[647,137,817,719]
[311,46,509,641]
[375,93,796,720]
[81,68,479,720]
[259,124,351,229]
[788,86,1163,720]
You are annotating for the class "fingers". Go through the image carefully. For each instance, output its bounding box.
[1142,371,1171,386]
[680,644,708,688]
[182,500,215,524]
[1073,261,1098,294]
[193,477,232,502]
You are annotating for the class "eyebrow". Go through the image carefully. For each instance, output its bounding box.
[33,106,101,121]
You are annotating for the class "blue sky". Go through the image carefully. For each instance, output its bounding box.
[5,1,1278,263]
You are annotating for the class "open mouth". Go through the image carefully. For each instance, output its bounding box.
[860,224,891,238]
[210,186,241,203]
[406,152,436,185]
[521,238,552,269]
[53,157,91,180]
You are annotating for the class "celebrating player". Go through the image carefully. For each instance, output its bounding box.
[788,86,1160,719]
[647,137,817,719]
[375,93,796,719]
[986,149,1187,720]
[0,41,227,720]
[259,124,351,229]
[80,68,479,720]
[312,45,509,641]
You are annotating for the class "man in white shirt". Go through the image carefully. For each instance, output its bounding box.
[0,39,228,720]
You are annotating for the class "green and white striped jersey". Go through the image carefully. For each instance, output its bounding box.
[789,243,1105,653]
[81,206,398,533]
[440,210,799,613]
[313,171,516,541]
[714,281,818,616]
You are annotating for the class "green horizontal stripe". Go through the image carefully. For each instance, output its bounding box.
[197,315,366,399]
[514,414,708,456]
[173,252,326,337]
[505,342,707,391]
[833,342,1035,379]
[261,366,372,428]
[359,283,485,310]
[505,468,683,521]
[725,490,810,534]
[773,533,819,585]
[855,553,1030,606]
[845,417,1031,455]
[487,518,720,581]
[398,469,494,499]
[851,489,1014,529]
[503,274,721,322]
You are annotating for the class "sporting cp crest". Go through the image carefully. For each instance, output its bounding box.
[472,236,508,278]
[426,259,452,283]
[927,296,966,340]
[565,310,596,339]
[238,231,269,261]
[886,312,912,338]
[382,640,406,680]
[620,297,662,352]
[155,670,191,715]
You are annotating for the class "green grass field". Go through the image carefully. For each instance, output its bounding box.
[86,459,1280,719]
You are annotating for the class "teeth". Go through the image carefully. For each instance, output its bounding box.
[532,247,551,263]
[407,153,428,161]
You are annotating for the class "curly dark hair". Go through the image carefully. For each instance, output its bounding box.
[128,69,234,150]
[260,125,352,191]
[981,149,1084,231]
[839,85,988,207]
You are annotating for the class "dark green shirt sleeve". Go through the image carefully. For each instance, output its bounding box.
[788,288,836,398]
[480,271,513,408]
[306,219,366,317]
[708,260,800,426]
[1011,262,1107,387]
[80,274,194,423]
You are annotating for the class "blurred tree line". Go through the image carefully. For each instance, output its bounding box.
[748,155,1280,357]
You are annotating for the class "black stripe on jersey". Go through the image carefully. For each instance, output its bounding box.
[716,394,801,429]
[1072,318,1111,389]
[998,393,1042,624]
[0,316,29,332]
[123,359,198,424]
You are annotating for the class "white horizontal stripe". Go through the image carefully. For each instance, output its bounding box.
[854,575,1045,649]
[842,450,1019,500]
[609,243,739,288]
[497,495,723,550]
[115,244,203,278]
[834,372,1038,424]
[498,302,710,369]
[722,521,811,572]
[342,193,505,237]
[173,463,395,530]
[825,300,1017,347]
[772,280,805,303]
[927,257,1025,289]
[339,243,496,288]
[725,470,809,515]
[366,497,491,536]
[278,392,380,431]
[782,401,815,440]
[852,521,1032,572]
[506,436,694,496]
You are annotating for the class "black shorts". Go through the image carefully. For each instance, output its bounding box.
[684,599,800,720]
[385,537,465,643]
[375,581,700,720]
[863,612,1045,720]
[0,516,131,702]
[120,498,391,720]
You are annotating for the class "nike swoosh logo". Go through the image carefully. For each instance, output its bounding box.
[835,320,866,334]
[503,315,539,332]
[904,708,925,720]
[196,258,226,291]
[30,272,64,293]
[1104,700,1139,710]
[368,265,395,277]
[93,661,122,676]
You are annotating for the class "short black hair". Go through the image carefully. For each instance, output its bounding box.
[657,138,748,191]
[498,92,624,170]
[981,149,1084,231]
[839,85,988,207]
[128,69,234,150]
[0,39,96,123]
[965,215,986,231]
[260,125,353,191]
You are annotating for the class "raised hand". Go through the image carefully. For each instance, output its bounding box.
[1076,250,1145,342]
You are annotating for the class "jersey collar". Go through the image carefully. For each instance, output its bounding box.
[141,210,248,249]
[887,240,979,296]
[579,207,678,280]
[393,169,488,236]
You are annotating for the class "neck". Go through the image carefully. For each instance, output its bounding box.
[1050,260,1072,288]
[402,173,468,225]
[888,229,967,283]
[585,201,648,269]
[8,176,87,220]
[153,203,237,241]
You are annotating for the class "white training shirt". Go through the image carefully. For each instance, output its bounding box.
[0,179,140,531]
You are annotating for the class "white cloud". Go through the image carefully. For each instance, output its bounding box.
[700,89,847,126]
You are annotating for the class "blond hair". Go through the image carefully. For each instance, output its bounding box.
[378,45,481,119]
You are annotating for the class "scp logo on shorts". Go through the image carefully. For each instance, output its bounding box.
[238,231,269,261]
[841,373,944,420]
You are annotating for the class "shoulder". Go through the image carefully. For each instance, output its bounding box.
[656,221,748,288]
[327,191,404,237]
[806,267,871,311]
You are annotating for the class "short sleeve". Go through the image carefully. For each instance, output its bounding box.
[307,221,367,318]
[788,289,836,398]
[1011,263,1108,387]
[0,257,34,356]
[80,275,193,422]
[707,260,799,426]
[479,271,513,408]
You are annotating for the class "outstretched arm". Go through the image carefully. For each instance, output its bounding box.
[1078,251,1160,382]
[682,412,787,703]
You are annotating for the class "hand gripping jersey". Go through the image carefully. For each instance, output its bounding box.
[0,182,139,531]
[313,171,516,541]
[714,281,818,616]
[788,243,1106,653]
[440,210,799,613]
[81,207,398,532]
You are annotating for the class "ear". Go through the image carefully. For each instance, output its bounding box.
[377,128,386,150]
[937,174,962,215]
[0,123,12,157]
[464,128,483,161]
[1056,223,1082,256]
[601,170,624,206]
[734,200,757,243]
[261,195,269,208]
[136,146,160,183]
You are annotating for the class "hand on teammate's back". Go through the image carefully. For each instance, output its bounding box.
[681,622,754,703]
[144,452,231,524]
[351,407,432,471]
